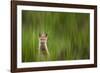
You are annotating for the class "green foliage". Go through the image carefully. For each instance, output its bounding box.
[22,10,90,62]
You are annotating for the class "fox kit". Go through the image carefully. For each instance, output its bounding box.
[39,33,49,57]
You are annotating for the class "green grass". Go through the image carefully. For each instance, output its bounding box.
[22,10,90,62]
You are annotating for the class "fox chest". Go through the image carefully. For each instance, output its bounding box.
[40,42,46,51]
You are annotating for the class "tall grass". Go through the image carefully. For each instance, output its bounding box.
[22,10,90,62]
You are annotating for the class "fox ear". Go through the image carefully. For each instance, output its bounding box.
[39,33,41,37]
[45,33,47,37]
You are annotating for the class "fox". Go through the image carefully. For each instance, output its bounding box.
[38,32,50,58]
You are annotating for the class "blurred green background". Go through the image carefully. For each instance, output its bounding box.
[22,10,90,62]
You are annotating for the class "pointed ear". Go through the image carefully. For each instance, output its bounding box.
[39,33,41,37]
[45,33,47,37]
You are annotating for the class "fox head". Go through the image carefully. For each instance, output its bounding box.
[39,33,47,42]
